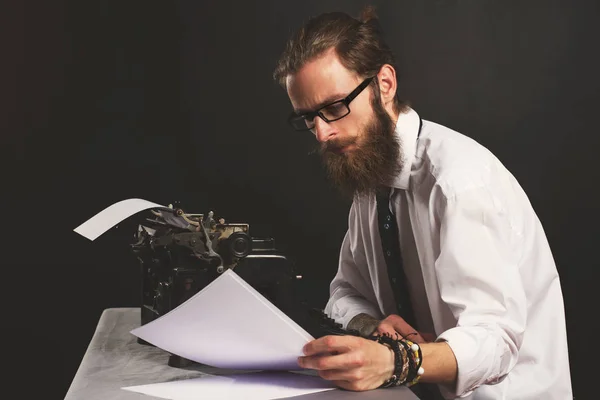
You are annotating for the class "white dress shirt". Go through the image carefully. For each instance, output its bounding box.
[324,108,572,399]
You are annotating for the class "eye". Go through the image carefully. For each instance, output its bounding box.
[321,102,348,119]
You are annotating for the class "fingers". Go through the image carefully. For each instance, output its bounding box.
[421,332,437,342]
[299,336,395,392]
[379,315,427,343]
[298,350,365,371]
[302,335,359,357]
[375,322,397,337]
[404,331,427,343]
[384,314,417,336]
[378,328,428,344]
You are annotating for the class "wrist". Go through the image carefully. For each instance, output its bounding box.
[382,343,395,381]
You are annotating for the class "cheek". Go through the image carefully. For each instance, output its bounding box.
[340,111,371,141]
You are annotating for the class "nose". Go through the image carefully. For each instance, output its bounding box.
[313,117,336,143]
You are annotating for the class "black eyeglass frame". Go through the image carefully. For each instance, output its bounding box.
[287,76,376,131]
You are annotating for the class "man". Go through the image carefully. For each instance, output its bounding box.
[273,6,572,400]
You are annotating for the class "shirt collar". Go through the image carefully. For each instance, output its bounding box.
[390,107,420,190]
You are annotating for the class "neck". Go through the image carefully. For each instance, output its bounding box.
[387,106,400,128]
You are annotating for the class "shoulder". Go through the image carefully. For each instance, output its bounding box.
[415,119,516,200]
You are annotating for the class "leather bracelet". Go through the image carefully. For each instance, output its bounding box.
[372,334,424,388]
[374,334,408,388]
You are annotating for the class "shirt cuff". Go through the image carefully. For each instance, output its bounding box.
[436,327,492,397]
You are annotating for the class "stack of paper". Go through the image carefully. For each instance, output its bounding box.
[130,267,313,370]
[73,198,337,399]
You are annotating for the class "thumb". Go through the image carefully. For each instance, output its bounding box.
[376,322,397,337]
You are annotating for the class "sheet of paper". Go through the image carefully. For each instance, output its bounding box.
[73,198,171,240]
[122,371,336,400]
[130,268,315,370]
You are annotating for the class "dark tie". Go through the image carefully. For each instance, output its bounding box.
[375,116,423,328]
[377,118,442,399]
[376,189,417,328]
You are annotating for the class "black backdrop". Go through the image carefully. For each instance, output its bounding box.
[5,1,598,399]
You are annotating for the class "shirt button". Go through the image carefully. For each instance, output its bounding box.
[398,304,402,310]
[392,277,397,283]
[386,215,391,221]
[384,223,390,229]
[386,250,392,256]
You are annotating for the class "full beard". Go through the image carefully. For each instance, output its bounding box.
[319,95,403,199]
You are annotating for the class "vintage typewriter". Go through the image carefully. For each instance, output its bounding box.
[130,202,359,366]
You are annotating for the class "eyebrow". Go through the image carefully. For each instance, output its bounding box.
[294,93,346,115]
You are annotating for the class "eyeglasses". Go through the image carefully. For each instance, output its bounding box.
[287,76,375,131]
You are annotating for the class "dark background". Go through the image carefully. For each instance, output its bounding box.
[4,1,598,399]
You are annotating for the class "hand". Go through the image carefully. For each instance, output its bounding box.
[376,314,435,343]
[297,335,394,391]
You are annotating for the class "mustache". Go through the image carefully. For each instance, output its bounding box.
[308,137,357,156]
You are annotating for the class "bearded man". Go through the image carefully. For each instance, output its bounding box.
[273,6,572,400]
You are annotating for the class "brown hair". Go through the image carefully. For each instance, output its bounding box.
[273,5,407,113]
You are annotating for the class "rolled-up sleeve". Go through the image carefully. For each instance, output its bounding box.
[434,186,527,398]
[325,204,383,329]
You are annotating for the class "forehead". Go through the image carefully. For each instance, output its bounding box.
[286,49,361,112]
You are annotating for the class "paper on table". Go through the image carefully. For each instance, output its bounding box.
[130,268,314,370]
[73,198,172,240]
[122,371,336,400]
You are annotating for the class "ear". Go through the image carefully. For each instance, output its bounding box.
[376,64,397,110]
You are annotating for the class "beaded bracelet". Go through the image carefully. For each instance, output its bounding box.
[372,333,424,388]
[403,338,425,387]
